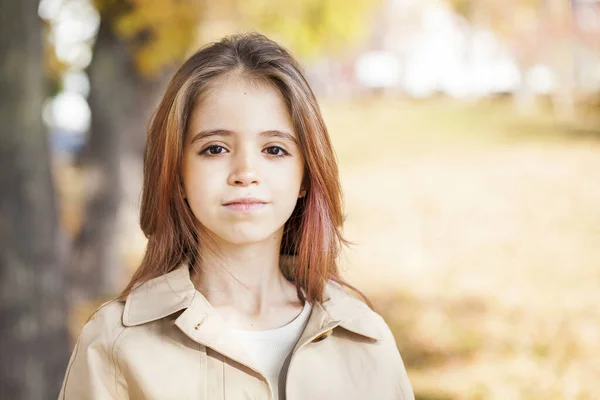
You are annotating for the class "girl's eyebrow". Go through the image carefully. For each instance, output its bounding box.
[189,129,298,146]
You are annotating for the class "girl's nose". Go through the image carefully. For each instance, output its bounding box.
[227,148,260,187]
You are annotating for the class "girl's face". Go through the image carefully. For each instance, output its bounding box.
[182,76,305,246]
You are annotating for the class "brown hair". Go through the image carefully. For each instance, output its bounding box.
[118,32,370,307]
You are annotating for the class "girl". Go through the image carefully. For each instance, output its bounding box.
[59,33,414,400]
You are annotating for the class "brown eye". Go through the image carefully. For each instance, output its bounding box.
[200,145,227,156]
[264,146,289,157]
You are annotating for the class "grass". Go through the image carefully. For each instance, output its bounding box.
[323,97,600,399]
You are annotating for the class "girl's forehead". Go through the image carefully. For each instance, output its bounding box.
[188,76,295,138]
[198,75,281,108]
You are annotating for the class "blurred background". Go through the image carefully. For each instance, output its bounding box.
[1,0,600,398]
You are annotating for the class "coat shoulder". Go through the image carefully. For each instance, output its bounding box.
[323,281,415,399]
[89,299,126,327]
[364,308,396,341]
[323,280,395,341]
[77,299,127,347]
[358,308,415,399]
[59,300,129,399]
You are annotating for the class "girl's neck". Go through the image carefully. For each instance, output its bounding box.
[190,237,300,316]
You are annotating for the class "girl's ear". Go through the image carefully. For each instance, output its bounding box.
[298,174,308,198]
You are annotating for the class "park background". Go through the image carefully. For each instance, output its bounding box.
[1,0,600,398]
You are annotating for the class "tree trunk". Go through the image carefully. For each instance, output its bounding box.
[72,17,167,301]
[0,0,69,398]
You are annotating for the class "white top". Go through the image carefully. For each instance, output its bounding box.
[231,301,312,400]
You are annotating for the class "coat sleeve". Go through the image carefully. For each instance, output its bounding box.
[58,303,129,400]
[376,314,415,400]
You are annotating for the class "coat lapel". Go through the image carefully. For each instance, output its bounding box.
[123,264,260,373]
[172,290,260,374]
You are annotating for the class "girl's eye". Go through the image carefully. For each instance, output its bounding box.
[199,145,289,158]
[200,145,227,156]
[264,146,290,158]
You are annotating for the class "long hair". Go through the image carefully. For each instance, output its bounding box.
[118,32,370,307]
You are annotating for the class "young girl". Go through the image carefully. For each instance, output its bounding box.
[59,33,414,400]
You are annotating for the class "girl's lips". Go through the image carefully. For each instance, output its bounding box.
[223,202,267,213]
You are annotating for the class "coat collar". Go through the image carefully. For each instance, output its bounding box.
[122,263,384,341]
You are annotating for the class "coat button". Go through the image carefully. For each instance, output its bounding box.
[312,329,333,343]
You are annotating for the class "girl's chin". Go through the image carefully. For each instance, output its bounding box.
[209,231,277,247]
[195,219,286,246]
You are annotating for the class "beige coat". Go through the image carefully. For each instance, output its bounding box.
[59,264,414,399]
